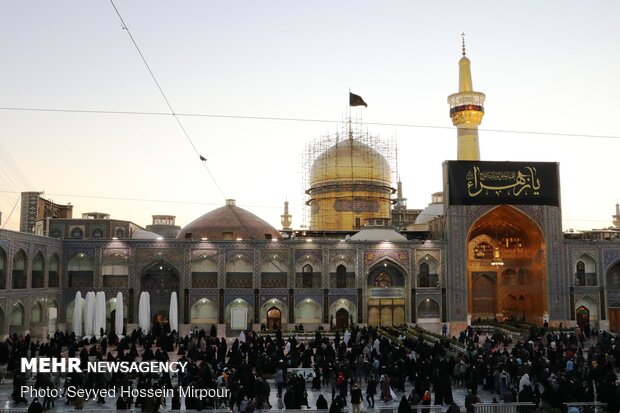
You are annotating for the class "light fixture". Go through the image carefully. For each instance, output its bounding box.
[501,234,523,250]
[112,237,118,240]
[306,238,313,242]
[236,237,243,241]
[201,237,208,241]
[156,236,163,241]
[490,247,504,266]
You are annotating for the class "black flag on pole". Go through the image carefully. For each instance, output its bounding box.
[349,92,368,107]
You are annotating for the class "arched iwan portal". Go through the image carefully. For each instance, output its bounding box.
[467,205,547,324]
[366,260,406,327]
[140,261,180,333]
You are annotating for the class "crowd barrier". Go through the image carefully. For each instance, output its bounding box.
[473,402,536,413]
[564,402,607,413]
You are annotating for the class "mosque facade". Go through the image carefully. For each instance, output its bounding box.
[1,47,620,339]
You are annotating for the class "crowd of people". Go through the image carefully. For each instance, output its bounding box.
[0,320,620,412]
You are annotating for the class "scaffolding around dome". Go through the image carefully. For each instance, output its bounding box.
[301,117,398,231]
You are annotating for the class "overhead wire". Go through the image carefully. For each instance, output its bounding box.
[0,105,619,140]
[0,138,33,228]
[107,0,226,199]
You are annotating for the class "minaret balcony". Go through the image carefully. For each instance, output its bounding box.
[448,91,486,107]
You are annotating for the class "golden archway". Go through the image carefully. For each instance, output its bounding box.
[467,205,547,324]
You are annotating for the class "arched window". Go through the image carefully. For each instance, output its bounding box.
[48,255,59,287]
[474,242,493,259]
[419,262,430,287]
[302,264,313,288]
[30,302,43,323]
[13,251,27,289]
[32,253,44,288]
[10,304,24,326]
[575,255,597,286]
[0,249,6,289]
[576,261,585,286]
[336,264,347,288]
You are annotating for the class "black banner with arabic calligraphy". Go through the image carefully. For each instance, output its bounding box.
[445,161,560,206]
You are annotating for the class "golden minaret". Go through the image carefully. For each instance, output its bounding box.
[447,33,486,160]
[280,200,292,231]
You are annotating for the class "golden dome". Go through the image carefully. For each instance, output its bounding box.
[310,138,391,186]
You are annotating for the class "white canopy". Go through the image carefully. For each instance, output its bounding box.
[138,292,151,332]
[115,292,124,336]
[72,292,83,336]
[95,291,106,337]
[169,292,178,333]
[84,291,96,337]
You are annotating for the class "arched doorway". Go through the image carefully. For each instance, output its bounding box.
[576,306,589,330]
[110,310,116,336]
[472,274,496,318]
[190,299,217,324]
[336,308,349,329]
[267,307,281,330]
[467,206,547,324]
[141,261,179,334]
[367,260,406,326]
[225,299,253,331]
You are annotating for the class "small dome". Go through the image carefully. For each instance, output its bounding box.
[177,199,281,241]
[414,202,444,225]
[310,138,391,186]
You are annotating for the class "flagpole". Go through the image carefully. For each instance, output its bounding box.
[347,88,352,139]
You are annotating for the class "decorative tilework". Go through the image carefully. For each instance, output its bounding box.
[260,293,288,306]
[296,250,322,263]
[364,250,409,269]
[191,249,218,260]
[101,249,130,260]
[328,293,358,307]
[225,250,253,263]
[260,273,287,288]
[294,292,323,306]
[223,290,254,307]
[328,250,355,264]
[603,249,620,274]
